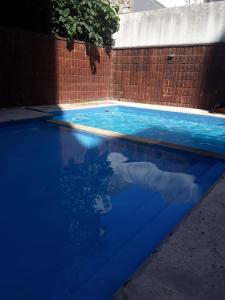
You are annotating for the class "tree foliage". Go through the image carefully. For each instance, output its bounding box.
[50,0,120,47]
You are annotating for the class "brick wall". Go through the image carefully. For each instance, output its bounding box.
[0,28,112,107]
[1,28,225,109]
[113,45,225,109]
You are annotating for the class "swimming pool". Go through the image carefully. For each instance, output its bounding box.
[52,105,225,155]
[1,119,225,300]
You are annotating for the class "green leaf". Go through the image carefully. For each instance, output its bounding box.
[50,0,120,46]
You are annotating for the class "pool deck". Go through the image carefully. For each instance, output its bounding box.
[1,101,225,300]
[0,107,50,124]
[113,174,225,300]
[27,100,117,112]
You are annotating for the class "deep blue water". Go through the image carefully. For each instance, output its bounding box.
[1,120,225,300]
[53,105,225,154]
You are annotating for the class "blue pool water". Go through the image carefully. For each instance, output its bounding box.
[53,105,225,154]
[1,120,225,300]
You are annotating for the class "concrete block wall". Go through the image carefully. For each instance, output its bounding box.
[114,2,225,48]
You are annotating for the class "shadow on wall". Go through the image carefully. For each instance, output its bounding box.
[0,27,59,108]
[66,41,101,75]
[67,40,111,75]
[203,31,225,111]
[84,43,112,75]
[85,43,101,75]
[0,26,112,108]
[0,0,57,108]
[0,0,112,108]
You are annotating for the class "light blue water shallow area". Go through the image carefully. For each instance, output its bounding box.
[53,105,225,154]
[1,120,225,300]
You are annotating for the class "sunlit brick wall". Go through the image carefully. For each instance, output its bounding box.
[112,45,225,109]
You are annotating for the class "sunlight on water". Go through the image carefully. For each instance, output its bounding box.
[54,106,225,154]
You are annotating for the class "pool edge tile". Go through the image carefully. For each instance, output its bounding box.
[47,119,225,161]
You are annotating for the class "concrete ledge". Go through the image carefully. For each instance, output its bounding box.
[113,174,225,300]
[48,119,225,161]
[28,100,225,119]
[0,108,50,125]
[118,101,225,119]
[27,100,117,113]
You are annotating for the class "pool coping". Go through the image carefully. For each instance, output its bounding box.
[26,101,118,113]
[48,119,225,161]
[27,100,225,119]
[118,101,225,119]
[0,107,51,125]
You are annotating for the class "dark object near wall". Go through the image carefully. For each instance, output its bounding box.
[167,54,175,64]
[209,103,225,114]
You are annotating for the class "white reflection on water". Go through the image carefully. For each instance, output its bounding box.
[108,152,200,202]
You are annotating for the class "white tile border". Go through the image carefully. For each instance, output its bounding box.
[117,101,225,119]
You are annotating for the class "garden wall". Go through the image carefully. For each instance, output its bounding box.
[0,27,112,107]
[112,43,225,109]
